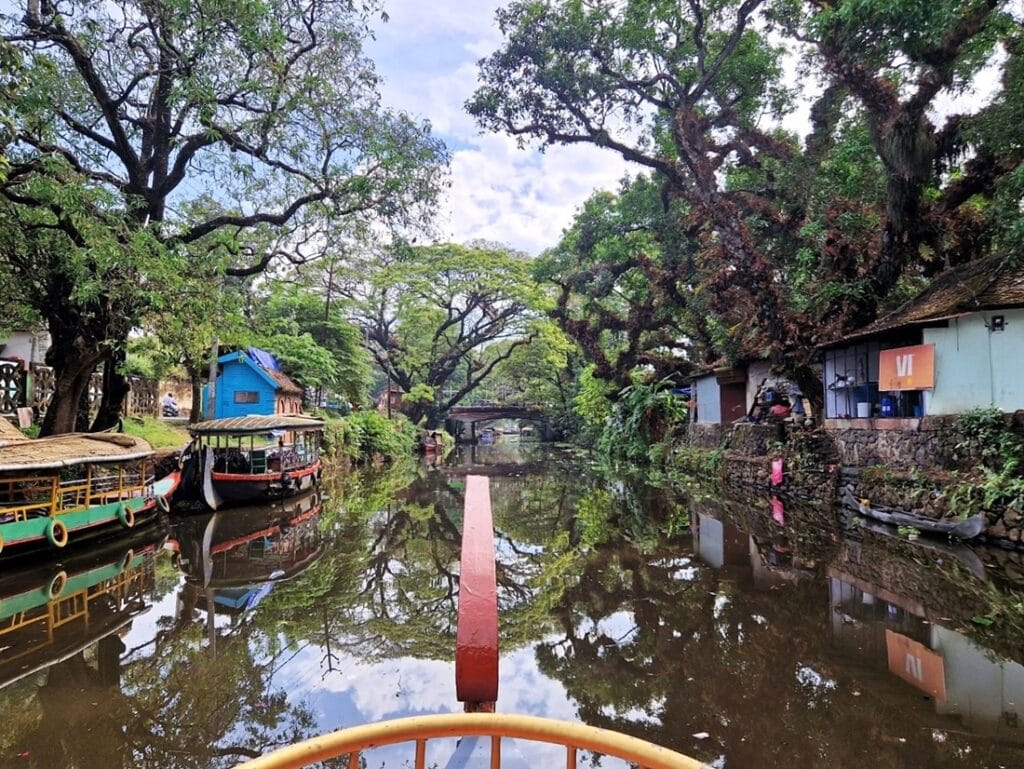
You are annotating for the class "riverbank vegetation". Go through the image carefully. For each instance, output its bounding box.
[321,411,417,465]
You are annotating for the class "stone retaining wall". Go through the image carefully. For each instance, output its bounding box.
[686,423,730,449]
[825,413,1024,470]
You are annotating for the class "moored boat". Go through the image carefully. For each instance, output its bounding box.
[0,431,180,557]
[182,415,324,510]
[839,488,985,540]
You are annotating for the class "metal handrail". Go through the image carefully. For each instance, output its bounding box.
[234,713,709,769]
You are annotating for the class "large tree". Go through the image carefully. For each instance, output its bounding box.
[1,0,446,433]
[537,174,713,389]
[336,242,545,426]
[468,0,1022,396]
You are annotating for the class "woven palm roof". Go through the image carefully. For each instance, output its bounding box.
[825,255,1024,347]
[0,432,153,472]
[189,415,324,436]
[0,419,25,440]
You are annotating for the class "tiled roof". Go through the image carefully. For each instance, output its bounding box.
[825,254,1024,346]
[267,369,303,394]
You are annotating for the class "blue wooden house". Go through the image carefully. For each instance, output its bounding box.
[203,349,304,419]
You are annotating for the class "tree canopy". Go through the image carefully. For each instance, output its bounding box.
[0,0,447,433]
[337,241,546,426]
[470,0,1024,396]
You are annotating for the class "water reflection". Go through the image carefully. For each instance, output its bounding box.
[0,444,1020,768]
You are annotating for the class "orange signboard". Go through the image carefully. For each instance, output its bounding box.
[879,344,935,391]
[885,629,946,702]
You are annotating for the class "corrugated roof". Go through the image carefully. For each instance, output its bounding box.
[267,369,303,394]
[824,255,1024,347]
[189,415,324,436]
[0,433,153,472]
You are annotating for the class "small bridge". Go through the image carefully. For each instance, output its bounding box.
[446,401,550,442]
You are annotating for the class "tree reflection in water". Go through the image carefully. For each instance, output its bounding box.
[1,445,1023,768]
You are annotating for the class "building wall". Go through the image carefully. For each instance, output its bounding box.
[694,374,721,424]
[923,309,1024,415]
[209,360,277,418]
[275,392,302,414]
[0,331,50,364]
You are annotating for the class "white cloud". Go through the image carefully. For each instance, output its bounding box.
[366,2,632,255]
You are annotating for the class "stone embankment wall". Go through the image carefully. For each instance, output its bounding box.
[674,414,1024,549]
[827,412,1024,470]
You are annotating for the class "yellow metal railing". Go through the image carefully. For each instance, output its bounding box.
[0,475,59,520]
[234,713,709,769]
[0,460,151,521]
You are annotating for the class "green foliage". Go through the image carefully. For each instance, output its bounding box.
[896,525,920,539]
[946,407,1024,516]
[954,406,1024,472]
[573,365,615,433]
[536,175,703,387]
[596,377,688,464]
[0,0,445,432]
[321,411,415,463]
[251,279,372,405]
[341,241,545,425]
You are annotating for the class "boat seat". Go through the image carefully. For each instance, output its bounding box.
[250,449,268,474]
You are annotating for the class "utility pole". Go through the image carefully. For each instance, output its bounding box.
[206,336,219,420]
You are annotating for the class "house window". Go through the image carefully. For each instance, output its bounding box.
[234,391,259,404]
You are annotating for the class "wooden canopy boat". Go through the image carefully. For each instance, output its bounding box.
[839,489,985,540]
[0,431,180,557]
[184,415,324,510]
[236,477,708,769]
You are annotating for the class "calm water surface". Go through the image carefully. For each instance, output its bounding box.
[1,442,1023,768]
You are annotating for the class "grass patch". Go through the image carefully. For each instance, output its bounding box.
[122,416,191,449]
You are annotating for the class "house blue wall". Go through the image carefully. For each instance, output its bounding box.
[923,309,1024,415]
[694,374,721,423]
[202,353,279,418]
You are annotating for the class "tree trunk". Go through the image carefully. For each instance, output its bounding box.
[187,365,203,423]
[91,348,131,431]
[39,356,98,436]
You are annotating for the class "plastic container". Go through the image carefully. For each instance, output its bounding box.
[880,396,894,418]
[856,402,871,418]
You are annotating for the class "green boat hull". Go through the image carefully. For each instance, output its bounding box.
[1,473,179,552]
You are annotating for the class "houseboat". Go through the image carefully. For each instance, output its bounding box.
[0,430,180,557]
[183,415,324,510]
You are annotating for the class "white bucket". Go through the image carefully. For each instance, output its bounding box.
[856,402,871,418]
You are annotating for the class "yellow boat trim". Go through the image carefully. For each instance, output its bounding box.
[235,712,710,769]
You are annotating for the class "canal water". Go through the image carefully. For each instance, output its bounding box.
[1,442,1023,768]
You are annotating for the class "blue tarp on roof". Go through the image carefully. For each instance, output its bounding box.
[247,347,281,372]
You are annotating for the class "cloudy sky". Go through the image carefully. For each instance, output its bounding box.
[365,1,631,256]
[363,2,1010,257]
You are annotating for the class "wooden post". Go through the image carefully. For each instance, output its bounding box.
[455,475,499,711]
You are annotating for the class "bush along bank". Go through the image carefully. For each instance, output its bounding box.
[667,407,1024,550]
[321,411,417,466]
